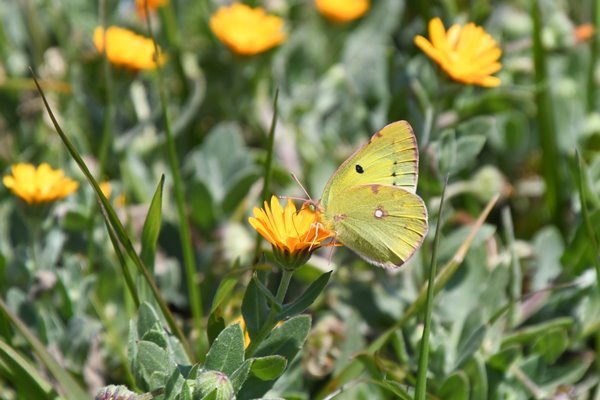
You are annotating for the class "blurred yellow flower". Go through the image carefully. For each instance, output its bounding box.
[135,0,168,17]
[315,0,369,23]
[99,181,112,199]
[249,196,335,257]
[210,3,286,56]
[414,17,502,87]
[3,163,79,204]
[93,26,166,70]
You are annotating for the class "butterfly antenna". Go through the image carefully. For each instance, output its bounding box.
[290,173,312,202]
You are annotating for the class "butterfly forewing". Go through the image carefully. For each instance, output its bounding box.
[324,184,428,269]
[321,120,419,207]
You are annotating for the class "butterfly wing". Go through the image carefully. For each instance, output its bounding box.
[324,184,428,269]
[321,120,419,209]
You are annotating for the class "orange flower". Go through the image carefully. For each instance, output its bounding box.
[93,26,166,70]
[249,196,335,266]
[3,163,78,204]
[574,24,595,43]
[135,0,168,17]
[210,3,287,56]
[414,18,502,87]
[315,0,369,23]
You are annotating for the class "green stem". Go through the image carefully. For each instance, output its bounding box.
[144,2,204,359]
[159,2,189,98]
[19,0,45,69]
[532,0,563,228]
[87,0,115,271]
[502,206,521,328]
[414,176,447,400]
[253,89,279,263]
[245,268,294,357]
[576,152,600,399]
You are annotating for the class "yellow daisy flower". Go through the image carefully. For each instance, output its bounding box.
[209,3,287,56]
[414,17,502,87]
[3,163,79,204]
[315,0,369,23]
[93,26,166,71]
[249,196,335,267]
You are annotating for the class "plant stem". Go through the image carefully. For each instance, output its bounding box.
[87,0,115,271]
[414,176,447,400]
[245,268,294,357]
[253,89,279,263]
[532,0,564,229]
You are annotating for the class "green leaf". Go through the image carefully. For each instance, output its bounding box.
[532,328,568,364]
[254,315,312,359]
[276,271,332,320]
[205,323,245,376]
[0,339,55,399]
[0,299,88,400]
[164,367,186,400]
[210,274,239,314]
[502,318,574,347]
[455,311,487,368]
[138,302,162,337]
[439,372,469,400]
[141,329,169,350]
[137,340,170,390]
[238,316,311,399]
[207,312,226,347]
[464,355,488,400]
[487,345,521,372]
[250,355,287,381]
[229,360,252,393]
[140,176,165,272]
[241,278,269,341]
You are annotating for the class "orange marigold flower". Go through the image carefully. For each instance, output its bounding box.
[315,0,369,23]
[135,0,168,17]
[414,17,502,87]
[574,24,595,43]
[3,163,79,204]
[93,26,166,70]
[210,3,287,56]
[249,196,335,267]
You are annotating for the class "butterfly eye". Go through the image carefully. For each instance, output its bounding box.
[355,164,364,174]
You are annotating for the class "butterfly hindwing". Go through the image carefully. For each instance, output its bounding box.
[324,184,428,269]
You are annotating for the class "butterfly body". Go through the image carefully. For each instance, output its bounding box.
[318,121,428,269]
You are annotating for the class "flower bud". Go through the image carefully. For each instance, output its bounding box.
[195,370,235,400]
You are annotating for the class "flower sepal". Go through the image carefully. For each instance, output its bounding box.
[272,247,313,271]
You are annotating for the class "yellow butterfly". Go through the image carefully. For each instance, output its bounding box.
[316,121,428,268]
